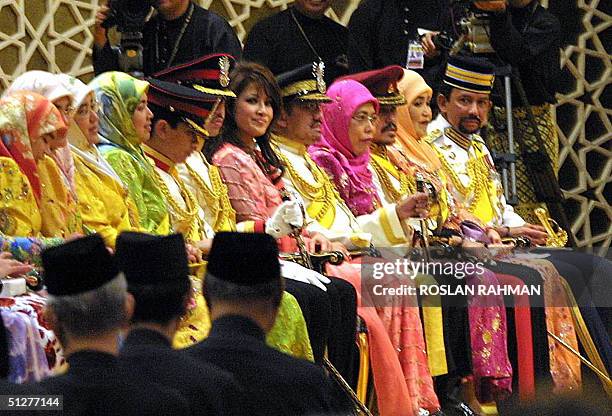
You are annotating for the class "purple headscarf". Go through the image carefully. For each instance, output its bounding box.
[309,80,379,216]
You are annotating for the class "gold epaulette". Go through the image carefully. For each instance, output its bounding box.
[472,133,485,145]
[445,127,471,150]
[424,129,443,144]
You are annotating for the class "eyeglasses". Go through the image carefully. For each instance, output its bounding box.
[191,132,206,144]
[56,105,75,117]
[75,101,100,118]
[183,122,207,144]
[351,113,378,125]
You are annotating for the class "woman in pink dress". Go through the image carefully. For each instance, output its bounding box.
[206,63,431,415]
[204,62,347,370]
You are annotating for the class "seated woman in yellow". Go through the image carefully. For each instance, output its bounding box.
[3,73,83,238]
[3,70,77,194]
[59,75,139,248]
[0,91,81,238]
[0,91,81,378]
[90,72,170,235]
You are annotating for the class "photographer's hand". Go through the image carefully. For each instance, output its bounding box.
[421,32,440,58]
[94,1,111,48]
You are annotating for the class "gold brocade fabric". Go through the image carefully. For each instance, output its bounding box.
[415,274,448,377]
[173,273,211,349]
[504,258,582,393]
[0,157,42,236]
[561,279,612,397]
[73,153,135,248]
[486,104,559,224]
[37,155,82,237]
[267,292,315,361]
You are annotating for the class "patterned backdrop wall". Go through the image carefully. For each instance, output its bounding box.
[0,0,609,250]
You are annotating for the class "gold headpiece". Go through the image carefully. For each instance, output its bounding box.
[219,56,230,88]
[313,61,326,94]
[183,117,209,138]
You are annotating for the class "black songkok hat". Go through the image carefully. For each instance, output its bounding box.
[276,62,332,104]
[115,232,189,285]
[42,234,119,296]
[206,232,280,286]
[337,65,407,106]
[443,55,496,94]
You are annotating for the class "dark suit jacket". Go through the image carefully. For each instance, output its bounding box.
[348,0,449,86]
[34,350,190,416]
[93,2,242,76]
[119,328,245,416]
[243,6,348,83]
[188,315,338,416]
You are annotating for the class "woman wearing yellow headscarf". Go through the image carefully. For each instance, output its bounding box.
[387,70,465,236]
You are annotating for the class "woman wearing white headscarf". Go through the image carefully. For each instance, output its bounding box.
[58,75,139,247]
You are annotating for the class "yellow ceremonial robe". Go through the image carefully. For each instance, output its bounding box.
[37,155,82,237]
[0,157,42,236]
[73,152,138,248]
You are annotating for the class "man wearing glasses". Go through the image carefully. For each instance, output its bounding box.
[142,78,218,247]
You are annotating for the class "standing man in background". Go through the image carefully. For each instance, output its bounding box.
[243,0,348,83]
[347,0,449,90]
[93,0,242,75]
[487,0,562,223]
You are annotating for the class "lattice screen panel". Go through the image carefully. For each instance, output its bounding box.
[553,0,611,252]
[0,0,609,249]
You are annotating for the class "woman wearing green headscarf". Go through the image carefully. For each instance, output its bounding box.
[91,72,170,235]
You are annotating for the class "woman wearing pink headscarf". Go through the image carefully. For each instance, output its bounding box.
[310,80,443,416]
[310,79,428,226]
[309,79,381,216]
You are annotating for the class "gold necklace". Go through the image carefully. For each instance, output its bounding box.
[433,146,490,213]
[155,2,194,69]
[184,156,236,232]
[151,167,201,239]
[369,152,415,203]
[277,149,338,222]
